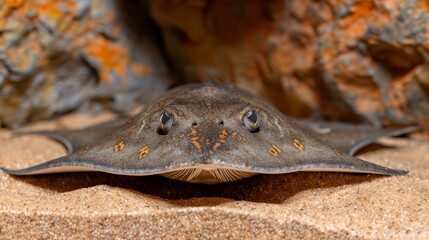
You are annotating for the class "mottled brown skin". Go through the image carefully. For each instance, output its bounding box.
[1,82,408,184]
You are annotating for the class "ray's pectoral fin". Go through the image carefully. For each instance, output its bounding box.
[14,118,128,154]
[1,141,111,175]
[2,122,168,177]
[1,154,96,175]
[264,120,410,176]
[343,126,421,155]
[294,118,421,155]
[266,138,409,176]
[296,150,409,176]
[1,137,139,176]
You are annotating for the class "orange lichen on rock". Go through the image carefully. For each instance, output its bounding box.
[0,0,138,87]
[85,35,131,85]
[131,63,152,77]
[5,0,24,8]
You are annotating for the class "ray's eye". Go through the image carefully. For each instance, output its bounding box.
[243,109,260,133]
[158,111,174,135]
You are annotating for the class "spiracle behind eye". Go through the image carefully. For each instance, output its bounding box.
[159,111,174,135]
[243,109,260,133]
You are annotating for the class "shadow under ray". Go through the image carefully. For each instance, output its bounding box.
[12,171,384,204]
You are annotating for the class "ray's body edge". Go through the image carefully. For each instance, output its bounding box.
[1,164,407,176]
[0,164,407,185]
[1,153,408,184]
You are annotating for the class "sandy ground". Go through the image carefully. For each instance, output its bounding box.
[0,113,428,239]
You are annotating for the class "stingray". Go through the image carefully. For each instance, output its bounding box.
[1,82,420,184]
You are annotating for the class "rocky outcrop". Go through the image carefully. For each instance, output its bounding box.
[0,0,168,127]
[1,0,428,128]
[149,0,429,126]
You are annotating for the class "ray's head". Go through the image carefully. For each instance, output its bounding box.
[124,82,290,183]
[150,83,265,140]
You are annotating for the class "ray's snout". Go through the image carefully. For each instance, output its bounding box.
[186,118,234,162]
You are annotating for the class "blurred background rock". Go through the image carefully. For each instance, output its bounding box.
[1,0,428,128]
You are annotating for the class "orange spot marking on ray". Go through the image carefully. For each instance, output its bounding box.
[191,136,202,152]
[333,148,341,155]
[138,146,150,159]
[212,129,229,151]
[114,141,125,152]
[272,144,282,153]
[231,131,238,137]
[219,129,228,139]
[177,133,185,138]
[79,146,90,154]
[293,139,304,151]
[268,144,282,157]
[213,142,221,151]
